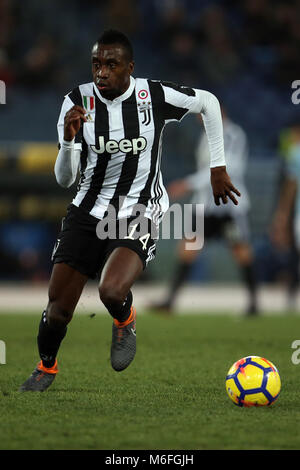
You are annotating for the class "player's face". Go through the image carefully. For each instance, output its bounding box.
[92,43,134,100]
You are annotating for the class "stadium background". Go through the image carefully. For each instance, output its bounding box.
[0,0,299,310]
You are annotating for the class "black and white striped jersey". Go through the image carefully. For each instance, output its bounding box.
[57,76,222,224]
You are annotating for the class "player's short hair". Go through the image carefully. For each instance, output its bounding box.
[96,29,133,62]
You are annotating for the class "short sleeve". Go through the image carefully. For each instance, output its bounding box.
[160,81,201,122]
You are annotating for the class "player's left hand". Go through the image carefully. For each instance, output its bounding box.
[210,166,241,206]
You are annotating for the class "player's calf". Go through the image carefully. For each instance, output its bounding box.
[99,283,133,323]
[46,302,73,329]
[38,309,68,368]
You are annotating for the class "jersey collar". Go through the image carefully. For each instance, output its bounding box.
[93,76,135,105]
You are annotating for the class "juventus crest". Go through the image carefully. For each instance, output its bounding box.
[137,101,152,126]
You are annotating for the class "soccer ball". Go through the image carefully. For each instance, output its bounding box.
[225,356,281,407]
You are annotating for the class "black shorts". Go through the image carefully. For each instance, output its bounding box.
[51,204,157,279]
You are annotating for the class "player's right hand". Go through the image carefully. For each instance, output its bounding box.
[64,105,87,141]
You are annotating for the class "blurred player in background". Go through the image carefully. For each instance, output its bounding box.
[271,122,300,310]
[152,108,258,315]
[19,29,240,392]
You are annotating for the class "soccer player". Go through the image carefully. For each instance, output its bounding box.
[271,122,300,309]
[151,109,257,315]
[20,29,240,392]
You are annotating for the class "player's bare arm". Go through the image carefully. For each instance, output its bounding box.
[270,177,297,248]
[210,165,241,206]
[64,105,87,141]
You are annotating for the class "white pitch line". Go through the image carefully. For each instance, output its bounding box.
[0,282,298,315]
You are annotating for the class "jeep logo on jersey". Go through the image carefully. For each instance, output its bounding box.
[91,136,147,155]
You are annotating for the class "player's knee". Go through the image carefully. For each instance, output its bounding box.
[99,282,127,309]
[46,301,73,329]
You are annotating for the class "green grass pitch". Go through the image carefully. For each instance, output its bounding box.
[1,311,300,450]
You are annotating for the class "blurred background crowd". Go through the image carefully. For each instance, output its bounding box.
[0,0,299,293]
